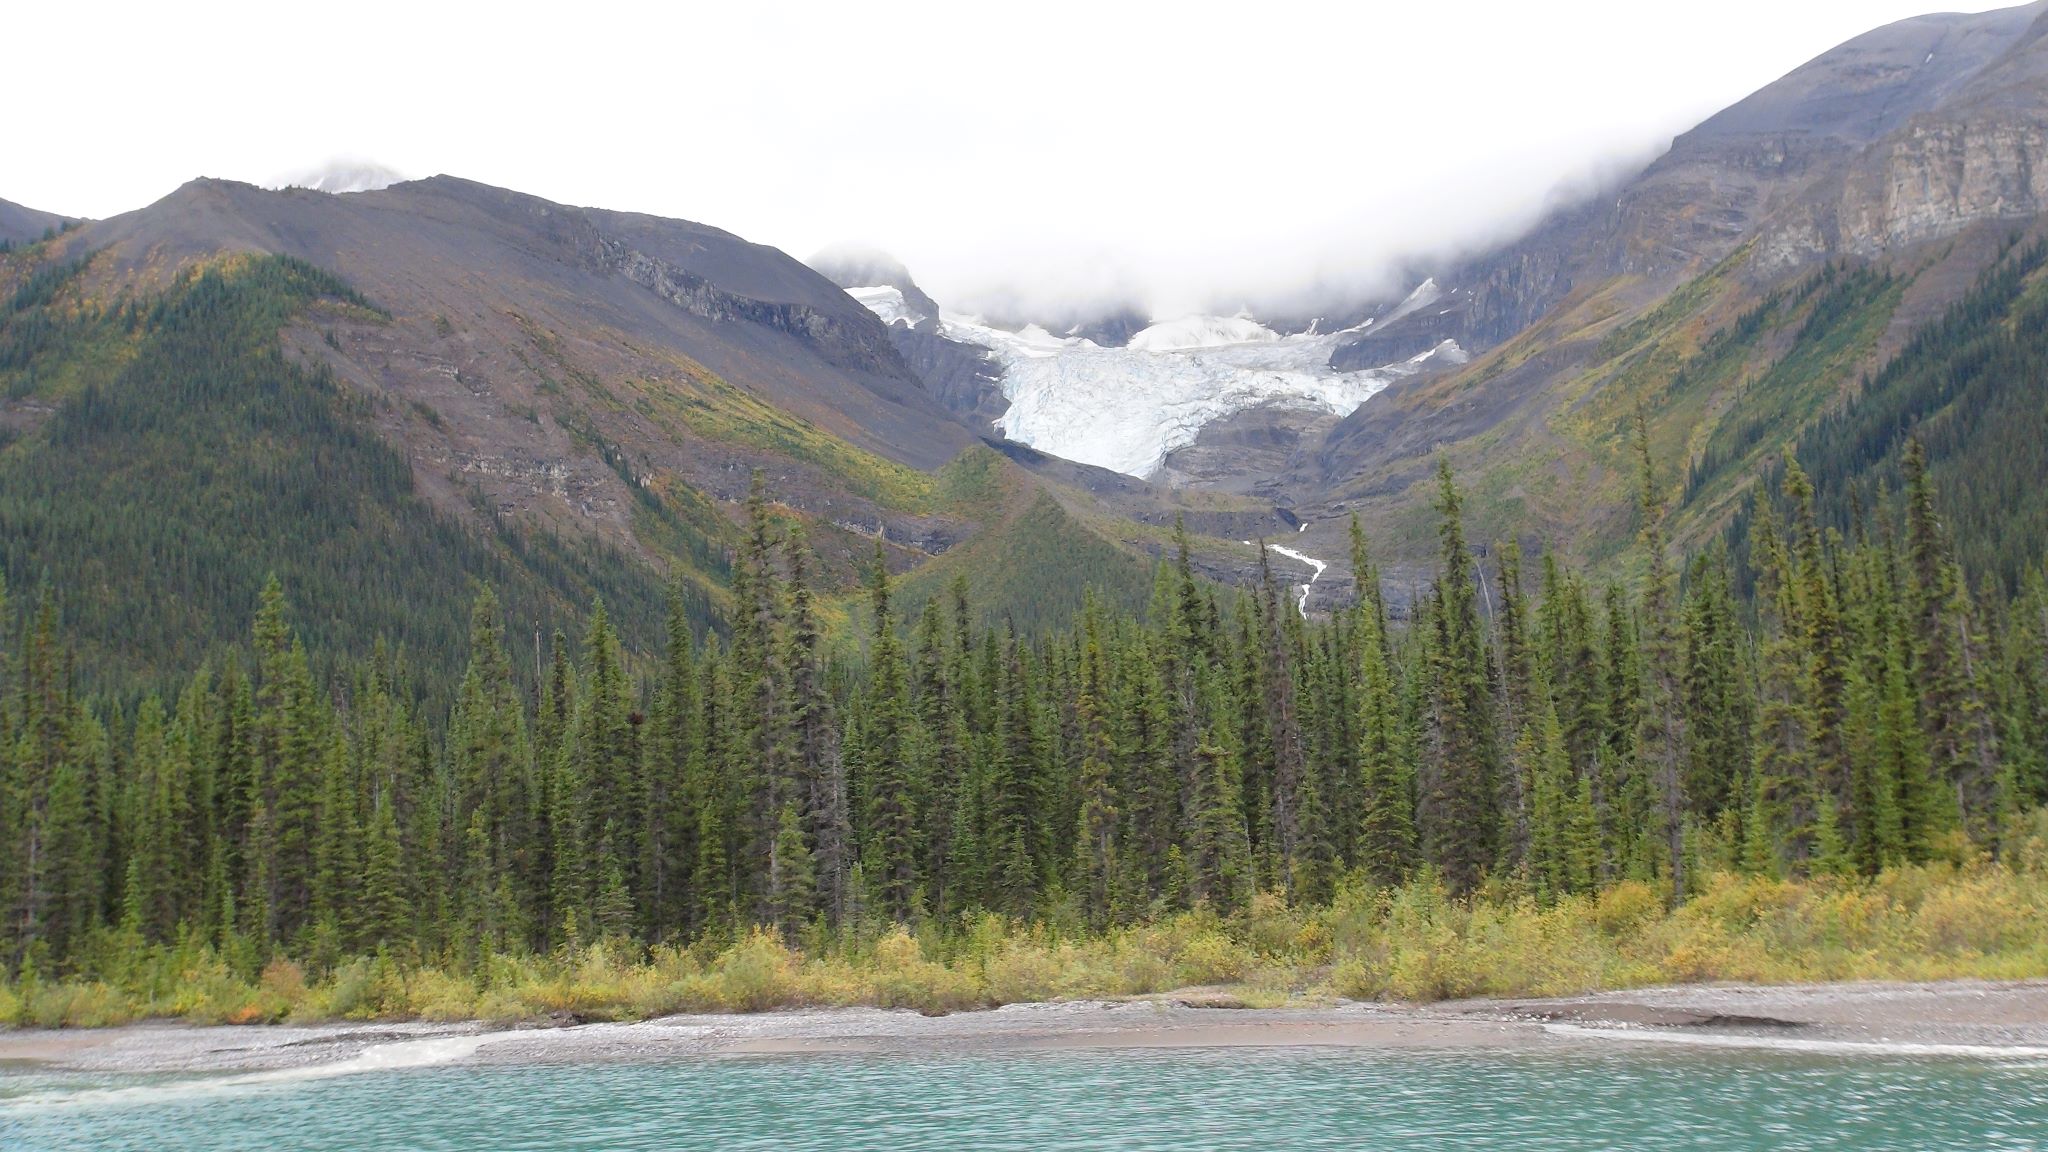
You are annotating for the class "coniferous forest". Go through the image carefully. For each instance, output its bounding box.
[4,432,2047,1021]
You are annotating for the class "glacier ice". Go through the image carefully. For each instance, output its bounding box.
[848,287,1466,479]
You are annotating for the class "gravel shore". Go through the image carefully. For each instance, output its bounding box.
[5,979,2047,1076]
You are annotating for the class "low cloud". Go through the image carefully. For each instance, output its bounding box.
[8,0,1999,319]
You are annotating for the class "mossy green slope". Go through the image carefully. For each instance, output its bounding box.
[867,448,1159,635]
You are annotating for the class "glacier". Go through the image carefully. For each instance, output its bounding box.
[847,287,1465,479]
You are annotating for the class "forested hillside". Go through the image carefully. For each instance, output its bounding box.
[1790,238,2048,590]
[0,234,1225,697]
[0,253,688,693]
[4,444,2042,982]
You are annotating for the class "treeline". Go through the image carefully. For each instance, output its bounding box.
[2,448,2045,979]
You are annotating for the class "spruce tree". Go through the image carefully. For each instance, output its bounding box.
[861,544,919,922]
[1072,597,1118,926]
[1634,412,1687,899]
[1417,458,1501,894]
[767,800,816,941]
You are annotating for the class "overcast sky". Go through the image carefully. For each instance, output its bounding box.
[3,1,2020,317]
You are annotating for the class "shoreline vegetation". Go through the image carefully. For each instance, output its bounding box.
[5,430,2048,1034]
[7,856,2048,1028]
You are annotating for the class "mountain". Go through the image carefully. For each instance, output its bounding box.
[17,0,2047,668]
[1269,0,2048,594]
[1,176,1278,687]
[1331,1,2048,370]
[811,250,1010,432]
[0,197,73,247]
[72,176,977,471]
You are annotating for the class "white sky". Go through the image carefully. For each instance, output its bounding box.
[1,1,2020,317]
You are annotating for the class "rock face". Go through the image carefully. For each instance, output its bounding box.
[808,248,1010,430]
[886,325,1010,430]
[599,235,905,378]
[808,248,943,320]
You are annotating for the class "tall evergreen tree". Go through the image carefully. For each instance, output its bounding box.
[1416,458,1501,893]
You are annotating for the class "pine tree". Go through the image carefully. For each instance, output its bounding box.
[450,588,533,940]
[861,544,919,922]
[359,791,408,951]
[1903,439,1968,828]
[1787,461,1850,867]
[767,800,816,941]
[575,598,639,924]
[1189,676,1249,912]
[1747,493,1810,872]
[1072,596,1118,926]
[1494,541,1535,871]
[1680,554,1751,826]
[1354,531,1415,885]
[782,527,845,923]
[642,582,697,942]
[1417,458,1501,893]
[1634,411,1687,899]
[1255,546,1310,897]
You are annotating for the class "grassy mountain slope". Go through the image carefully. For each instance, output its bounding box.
[1302,222,2039,582]
[882,449,1159,632]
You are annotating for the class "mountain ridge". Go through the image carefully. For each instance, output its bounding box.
[0,196,74,247]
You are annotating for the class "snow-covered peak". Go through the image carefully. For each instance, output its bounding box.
[1126,313,1280,352]
[846,285,929,328]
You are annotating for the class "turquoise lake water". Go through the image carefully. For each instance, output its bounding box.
[5,1045,2047,1150]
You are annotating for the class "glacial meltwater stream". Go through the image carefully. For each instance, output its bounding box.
[7,1042,2047,1150]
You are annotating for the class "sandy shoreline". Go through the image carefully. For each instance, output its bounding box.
[4,980,2048,1075]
